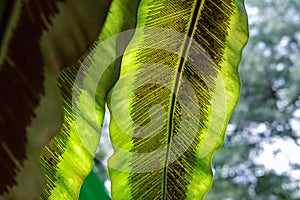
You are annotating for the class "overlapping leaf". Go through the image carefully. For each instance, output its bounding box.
[0,0,111,199]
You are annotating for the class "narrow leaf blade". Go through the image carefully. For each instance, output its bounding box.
[40,0,140,199]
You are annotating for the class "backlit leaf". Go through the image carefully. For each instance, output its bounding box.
[40,0,140,199]
[108,0,248,199]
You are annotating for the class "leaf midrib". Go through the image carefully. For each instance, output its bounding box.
[162,0,204,199]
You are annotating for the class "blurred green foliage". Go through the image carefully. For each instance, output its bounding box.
[206,0,300,199]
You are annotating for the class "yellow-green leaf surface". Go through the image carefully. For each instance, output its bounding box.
[40,0,140,199]
[0,0,111,199]
[108,0,248,199]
